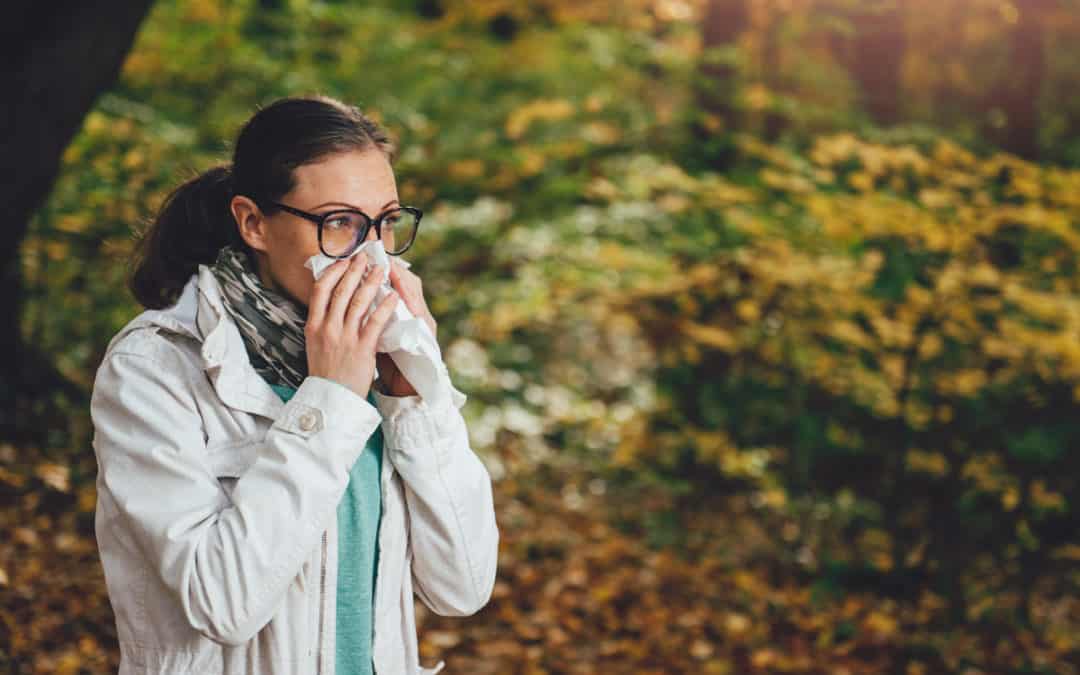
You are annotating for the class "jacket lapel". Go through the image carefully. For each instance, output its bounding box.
[195,264,288,421]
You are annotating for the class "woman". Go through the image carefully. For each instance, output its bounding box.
[89,94,499,675]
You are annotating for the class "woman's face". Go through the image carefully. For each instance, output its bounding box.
[232,148,399,309]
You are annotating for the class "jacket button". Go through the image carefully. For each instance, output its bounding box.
[298,411,318,431]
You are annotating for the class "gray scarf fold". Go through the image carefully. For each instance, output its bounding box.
[208,244,309,390]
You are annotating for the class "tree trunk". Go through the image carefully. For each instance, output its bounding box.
[0,1,156,443]
[985,0,1051,159]
[695,0,748,169]
[837,0,906,126]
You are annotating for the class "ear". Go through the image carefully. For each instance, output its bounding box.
[230,195,270,253]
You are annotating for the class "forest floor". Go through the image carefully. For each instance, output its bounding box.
[0,447,1076,674]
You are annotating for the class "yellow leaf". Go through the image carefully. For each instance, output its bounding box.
[1030,480,1065,511]
[1002,486,1020,511]
[1051,544,1080,561]
[848,171,875,191]
[863,610,898,638]
[905,449,949,477]
[505,99,575,139]
[122,148,145,170]
[872,551,893,572]
[44,240,70,261]
[518,148,546,176]
[751,648,777,668]
[735,299,760,322]
[743,83,771,111]
[680,320,735,351]
[35,462,70,492]
[0,466,26,488]
[56,215,89,233]
[582,121,620,145]
[78,485,97,513]
[55,650,81,675]
[447,159,486,180]
[724,612,751,637]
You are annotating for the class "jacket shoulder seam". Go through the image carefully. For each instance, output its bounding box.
[105,328,200,390]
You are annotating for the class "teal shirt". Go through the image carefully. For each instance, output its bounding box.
[269,382,382,675]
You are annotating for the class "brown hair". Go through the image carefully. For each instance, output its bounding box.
[127,93,397,309]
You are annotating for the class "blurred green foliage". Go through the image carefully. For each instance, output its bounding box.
[20,0,1080,661]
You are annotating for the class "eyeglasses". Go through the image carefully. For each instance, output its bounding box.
[264,199,423,258]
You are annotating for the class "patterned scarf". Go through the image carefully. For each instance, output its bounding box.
[208,244,309,390]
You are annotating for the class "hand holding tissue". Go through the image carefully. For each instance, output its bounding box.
[304,240,466,410]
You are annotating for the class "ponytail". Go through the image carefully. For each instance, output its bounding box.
[128,164,244,309]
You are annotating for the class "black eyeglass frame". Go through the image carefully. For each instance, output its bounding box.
[264,199,423,258]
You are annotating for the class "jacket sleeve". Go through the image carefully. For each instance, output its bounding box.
[371,388,500,617]
[91,343,382,647]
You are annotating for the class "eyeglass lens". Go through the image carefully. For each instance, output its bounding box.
[320,209,418,257]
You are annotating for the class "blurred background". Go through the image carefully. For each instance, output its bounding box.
[3,0,1080,672]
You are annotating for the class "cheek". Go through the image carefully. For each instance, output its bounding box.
[265,260,314,309]
[272,232,321,307]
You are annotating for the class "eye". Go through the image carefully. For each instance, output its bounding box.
[325,215,355,229]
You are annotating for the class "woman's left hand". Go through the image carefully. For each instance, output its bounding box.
[374,258,438,397]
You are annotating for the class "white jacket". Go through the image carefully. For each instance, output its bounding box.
[89,263,499,674]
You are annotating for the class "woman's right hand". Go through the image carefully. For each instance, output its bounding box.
[305,251,400,399]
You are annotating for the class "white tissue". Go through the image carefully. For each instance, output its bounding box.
[304,240,466,409]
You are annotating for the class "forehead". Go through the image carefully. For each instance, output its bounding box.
[289,149,397,211]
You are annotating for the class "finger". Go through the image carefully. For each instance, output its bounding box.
[306,257,352,329]
[343,259,387,335]
[402,292,426,321]
[388,260,408,295]
[392,258,413,278]
[386,269,423,316]
[388,263,406,296]
[359,290,401,348]
[327,252,369,330]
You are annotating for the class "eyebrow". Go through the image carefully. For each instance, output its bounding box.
[313,199,399,212]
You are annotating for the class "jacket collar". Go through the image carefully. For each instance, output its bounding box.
[110,264,286,421]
